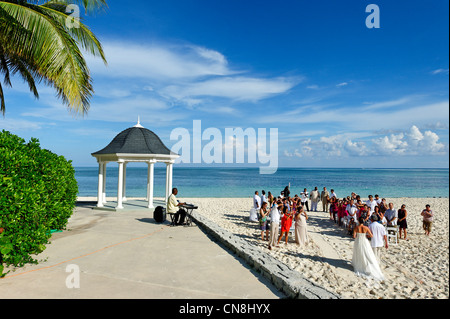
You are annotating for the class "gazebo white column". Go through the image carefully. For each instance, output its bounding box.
[168,162,173,197]
[117,161,125,209]
[165,161,174,202]
[102,162,107,204]
[147,160,156,208]
[97,162,104,208]
[122,162,127,202]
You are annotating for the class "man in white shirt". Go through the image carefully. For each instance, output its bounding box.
[374,194,382,205]
[167,188,187,226]
[330,189,337,199]
[249,191,261,222]
[300,188,309,212]
[366,195,377,215]
[254,191,261,210]
[260,190,267,204]
[368,214,388,264]
[309,187,320,212]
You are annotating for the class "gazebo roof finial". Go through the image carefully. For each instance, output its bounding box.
[134,116,144,128]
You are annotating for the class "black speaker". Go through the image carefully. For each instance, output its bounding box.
[154,206,166,223]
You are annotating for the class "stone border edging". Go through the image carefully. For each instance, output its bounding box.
[190,212,340,299]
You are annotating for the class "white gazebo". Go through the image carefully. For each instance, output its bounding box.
[91,120,180,210]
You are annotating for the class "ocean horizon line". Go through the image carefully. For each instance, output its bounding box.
[74,166,449,170]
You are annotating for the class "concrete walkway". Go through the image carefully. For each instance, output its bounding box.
[0,204,284,299]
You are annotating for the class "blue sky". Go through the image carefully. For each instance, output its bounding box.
[1,0,449,168]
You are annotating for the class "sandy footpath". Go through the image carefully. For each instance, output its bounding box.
[184,197,449,299]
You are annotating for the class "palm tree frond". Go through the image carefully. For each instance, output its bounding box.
[41,0,108,14]
[0,1,99,115]
[37,3,107,64]
[0,0,108,116]
[0,81,5,116]
[8,55,40,99]
[0,50,12,87]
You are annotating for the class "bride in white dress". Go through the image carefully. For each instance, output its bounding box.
[352,217,385,281]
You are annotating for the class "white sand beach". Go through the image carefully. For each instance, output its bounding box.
[186,197,449,299]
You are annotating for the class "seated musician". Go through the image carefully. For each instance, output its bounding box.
[167,188,187,226]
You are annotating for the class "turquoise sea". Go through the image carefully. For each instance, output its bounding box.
[75,167,449,199]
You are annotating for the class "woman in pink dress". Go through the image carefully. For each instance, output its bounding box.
[338,199,348,226]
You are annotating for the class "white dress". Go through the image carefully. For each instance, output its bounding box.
[352,233,385,281]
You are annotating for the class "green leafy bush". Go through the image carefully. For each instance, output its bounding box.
[0,130,78,272]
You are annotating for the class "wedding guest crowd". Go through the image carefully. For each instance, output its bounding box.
[253,186,433,251]
[251,186,434,282]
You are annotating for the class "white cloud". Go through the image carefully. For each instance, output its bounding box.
[283,126,447,159]
[423,122,449,130]
[284,149,303,158]
[284,150,293,157]
[94,87,132,99]
[344,140,368,156]
[257,99,449,132]
[301,146,314,157]
[336,82,348,87]
[361,96,414,111]
[13,39,301,124]
[196,105,237,115]
[408,125,424,143]
[372,133,408,155]
[86,41,234,80]
[162,76,298,103]
[372,126,446,156]
[431,68,449,75]
[190,46,228,66]
[86,97,175,123]
[0,118,47,131]
[20,93,188,126]
[279,130,327,142]
[84,40,300,110]
[319,136,343,157]
[407,126,445,154]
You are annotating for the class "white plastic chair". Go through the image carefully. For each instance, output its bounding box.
[277,221,296,240]
[386,226,399,245]
[289,223,295,238]
[342,218,348,230]
[249,208,259,222]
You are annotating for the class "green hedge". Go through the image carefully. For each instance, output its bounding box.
[0,130,78,274]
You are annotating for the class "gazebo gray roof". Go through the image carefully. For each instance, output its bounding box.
[92,126,177,156]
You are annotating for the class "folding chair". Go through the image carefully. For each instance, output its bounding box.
[386,226,399,245]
